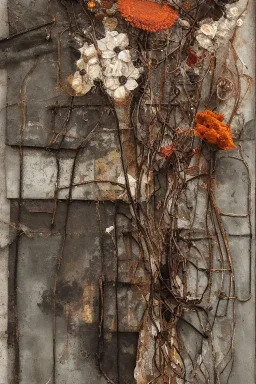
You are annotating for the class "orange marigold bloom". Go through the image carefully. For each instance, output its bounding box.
[117,0,179,32]
[195,110,236,150]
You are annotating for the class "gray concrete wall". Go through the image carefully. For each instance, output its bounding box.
[0,0,255,383]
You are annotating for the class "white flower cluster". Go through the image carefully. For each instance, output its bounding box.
[195,6,243,52]
[72,31,143,101]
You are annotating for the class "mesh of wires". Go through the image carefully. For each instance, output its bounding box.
[22,0,252,383]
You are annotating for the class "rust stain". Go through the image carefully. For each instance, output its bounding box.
[81,283,97,323]
[96,150,120,181]
[59,282,97,325]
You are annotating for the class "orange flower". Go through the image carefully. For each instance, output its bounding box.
[117,0,178,32]
[87,0,97,10]
[160,144,174,158]
[195,110,236,150]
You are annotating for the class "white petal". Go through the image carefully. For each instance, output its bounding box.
[128,66,141,80]
[101,50,116,59]
[72,71,83,87]
[121,62,132,77]
[97,38,107,51]
[85,45,98,57]
[124,62,141,77]
[76,58,87,71]
[73,71,81,80]
[101,58,112,67]
[101,58,113,76]
[103,65,114,77]
[87,64,102,80]
[106,39,117,51]
[104,77,120,91]
[112,59,126,77]
[115,33,129,50]
[79,43,88,55]
[72,77,81,90]
[105,31,118,50]
[118,50,131,63]
[107,31,119,37]
[125,78,138,91]
[82,44,97,57]
[72,71,92,96]
[81,83,92,95]
[113,86,127,100]
[106,89,114,97]
[87,56,99,65]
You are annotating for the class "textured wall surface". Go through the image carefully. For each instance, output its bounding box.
[0,0,9,382]
[0,0,255,383]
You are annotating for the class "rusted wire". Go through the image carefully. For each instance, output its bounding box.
[9,0,253,383]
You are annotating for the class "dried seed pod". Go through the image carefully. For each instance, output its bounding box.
[94,11,105,21]
[101,0,114,9]
[179,18,190,28]
[103,16,118,30]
